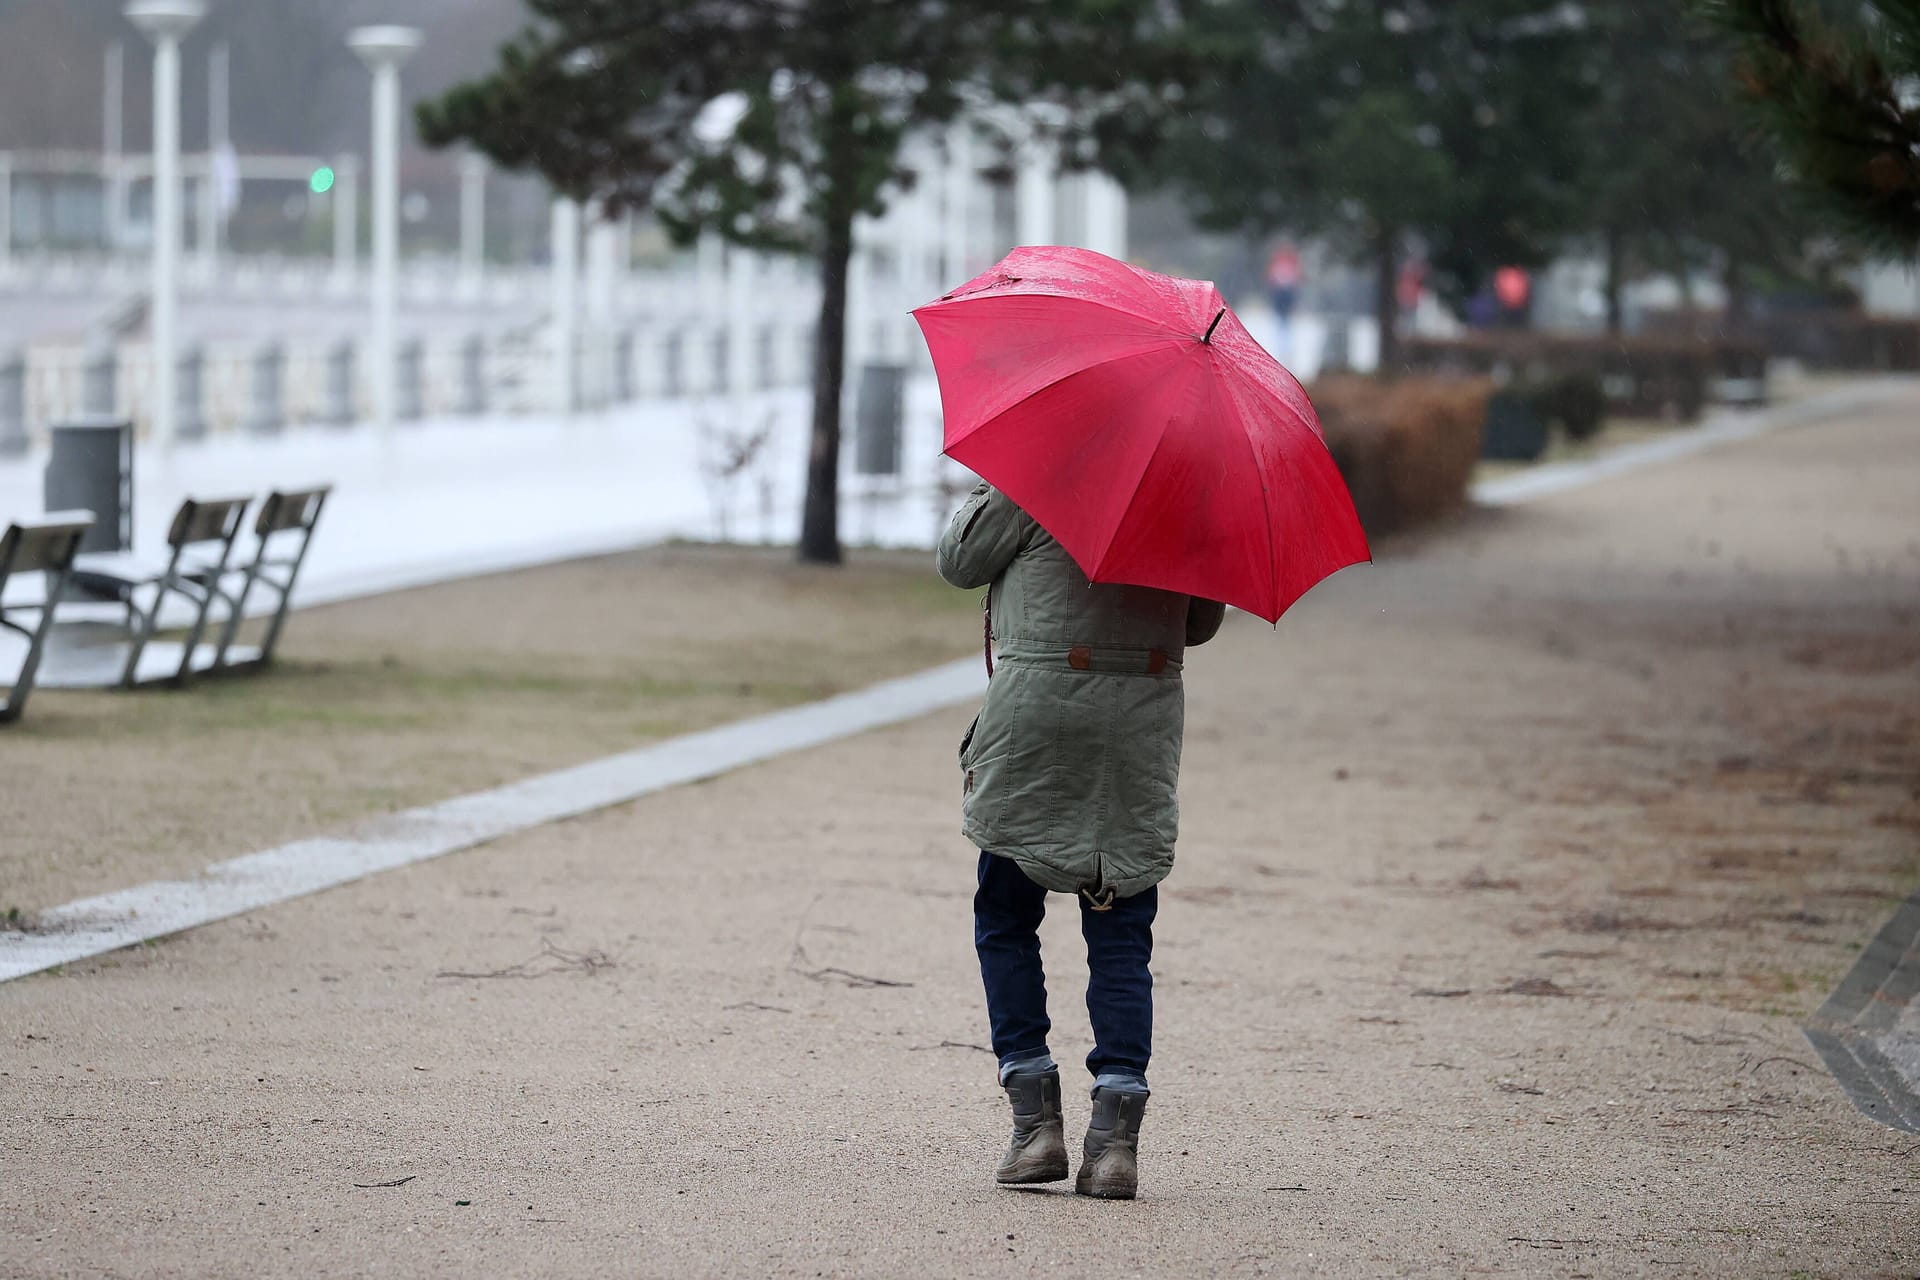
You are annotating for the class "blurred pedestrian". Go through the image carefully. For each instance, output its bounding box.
[936,483,1226,1200]
[1266,240,1303,327]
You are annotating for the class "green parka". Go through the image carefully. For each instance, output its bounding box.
[936,483,1226,901]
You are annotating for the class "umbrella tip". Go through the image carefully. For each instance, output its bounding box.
[1202,308,1226,344]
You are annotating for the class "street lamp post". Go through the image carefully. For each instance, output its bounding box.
[348,24,422,438]
[126,0,205,452]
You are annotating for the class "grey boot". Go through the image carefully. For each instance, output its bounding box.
[995,1070,1069,1185]
[1075,1087,1147,1199]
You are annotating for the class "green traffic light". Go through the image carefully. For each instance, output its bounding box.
[309,166,336,195]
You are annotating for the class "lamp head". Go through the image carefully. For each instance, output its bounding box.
[347,25,423,69]
[124,0,207,40]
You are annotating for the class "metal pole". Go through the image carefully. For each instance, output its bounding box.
[369,61,399,433]
[208,40,228,266]
[458,151,486,292]
[151,32,183,447]
[550,195,579,414]
[127,2,205,451]
[104,42,125,251]
[349,26,421,438]
[331,153,358,284]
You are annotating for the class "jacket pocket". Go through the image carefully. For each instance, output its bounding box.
[958,712,980,766]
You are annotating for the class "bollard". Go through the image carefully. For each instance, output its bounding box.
[323,339,356,427]
[81,339,118,417]
[0,349,26,457]
[246,341,285,436]
[457,333,487,416]
[396,336,424,421]
[663,331,685,398]
[176,344,208,442]
[612,330,634,402]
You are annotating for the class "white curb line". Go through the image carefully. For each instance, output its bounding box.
[0,657,985,983]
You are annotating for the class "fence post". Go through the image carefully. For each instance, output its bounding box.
[396,336,423,421]
[664,330,685,399]
[176,343,208,441]
[246,340,285,435]
[0,349,25,457]
[612,330,634,403]
[81,339,118,417]
[323,339,356,426]
[457,333,487,416]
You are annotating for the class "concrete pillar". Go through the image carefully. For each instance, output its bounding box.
[458,151,486,293]
[549,196,580,414]
[126,0,206,451]
[348,24,423,439]
[1015,132,1056,247]
[1081,170,1128,261]
[585,202,617,409]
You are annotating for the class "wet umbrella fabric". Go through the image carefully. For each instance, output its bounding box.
[912,245,1369,623]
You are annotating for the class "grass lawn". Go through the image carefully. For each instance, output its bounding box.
[0,543,982,915]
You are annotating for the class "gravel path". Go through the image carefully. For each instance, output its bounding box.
[3,389,1917,1277]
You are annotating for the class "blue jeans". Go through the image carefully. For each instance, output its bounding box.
[973,851,1155,1094]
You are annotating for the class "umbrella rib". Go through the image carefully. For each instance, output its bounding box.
[1215,362,1279,618]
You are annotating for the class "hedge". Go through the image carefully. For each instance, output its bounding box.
[1310,375,1490,537]
[1398,333,1770,421]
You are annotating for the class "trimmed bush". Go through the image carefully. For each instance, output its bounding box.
[1311,374,1490,536]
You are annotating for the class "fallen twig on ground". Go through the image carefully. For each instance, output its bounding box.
[435,939,615,980]
[909,1040,993,1053]
[353,1175,416,1189]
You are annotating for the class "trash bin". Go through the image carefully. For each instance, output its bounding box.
[855,361,905,477]
[44,417,133,552]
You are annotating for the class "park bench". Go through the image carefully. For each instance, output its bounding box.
[0,512,96,723]
[62,494,254,688]
[208,485,332,673]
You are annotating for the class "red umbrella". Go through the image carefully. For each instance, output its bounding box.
[911,245,1369,623]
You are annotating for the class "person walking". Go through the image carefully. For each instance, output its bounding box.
[937,481,1226,1200]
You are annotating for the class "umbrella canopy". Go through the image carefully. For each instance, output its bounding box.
[912,245,1369,624]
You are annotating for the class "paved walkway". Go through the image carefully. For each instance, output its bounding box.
[3,387,1917,1276]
